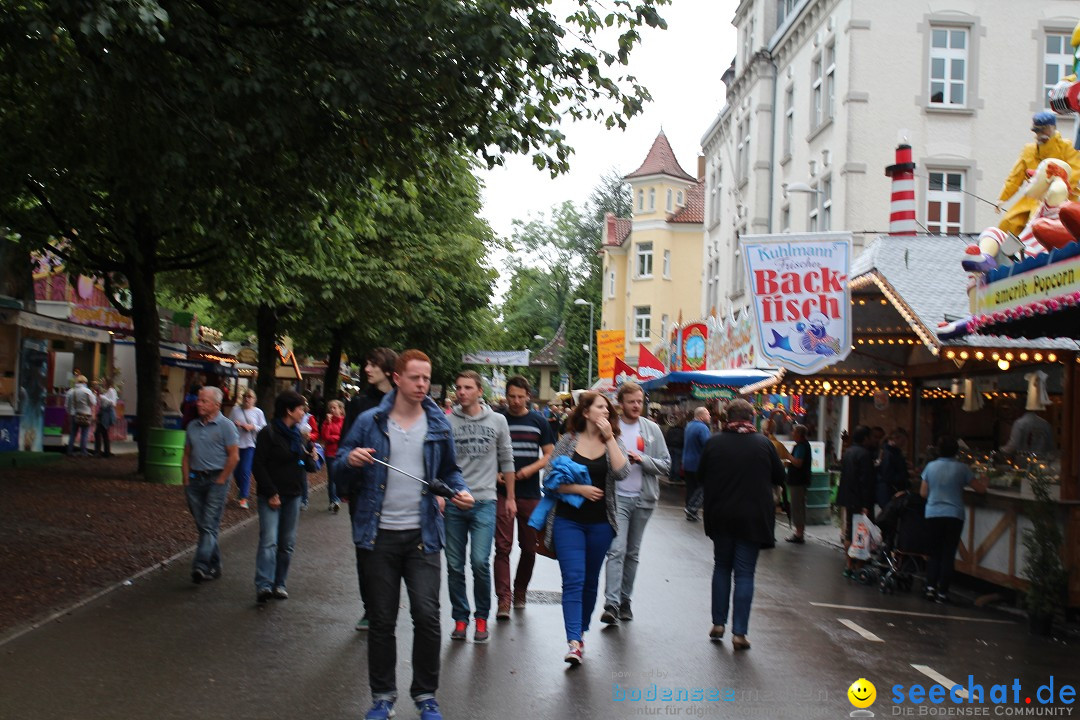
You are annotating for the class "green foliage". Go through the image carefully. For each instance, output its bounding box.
[1021,464,1067,618]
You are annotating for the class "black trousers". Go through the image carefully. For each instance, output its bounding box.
[359,528,442,702]
[925,517,964,592]
[684,470,704,513]
[94,421,111,457]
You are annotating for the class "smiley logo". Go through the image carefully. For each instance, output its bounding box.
[847,678,876,708]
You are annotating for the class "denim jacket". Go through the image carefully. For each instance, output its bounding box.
[527,455,588,531]
[335,390,468,554]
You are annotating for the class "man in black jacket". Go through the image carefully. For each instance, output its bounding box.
[837,425,877,577]
[340,347,397,632]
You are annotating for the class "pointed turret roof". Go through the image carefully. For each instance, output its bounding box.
[624,131,696,182]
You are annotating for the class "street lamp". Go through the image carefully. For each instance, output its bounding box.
[574,298,594,388]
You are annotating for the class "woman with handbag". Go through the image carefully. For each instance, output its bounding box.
[544,391,629,666]
[66,375,96,456]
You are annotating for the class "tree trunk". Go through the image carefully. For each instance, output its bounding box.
[126,258,163,475]
[323,326,344,401]
[255,303,280,414]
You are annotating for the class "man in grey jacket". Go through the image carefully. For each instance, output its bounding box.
[601,381,671,625]
[445,370,515,644]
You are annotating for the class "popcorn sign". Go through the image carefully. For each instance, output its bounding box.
[741,232,852,375]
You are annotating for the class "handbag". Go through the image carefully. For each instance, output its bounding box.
[535,508,557,559]
[74,413,93,427]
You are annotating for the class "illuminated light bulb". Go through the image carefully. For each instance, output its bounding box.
[1019,353,1028,361]
[959,351,968,359]
[1034,353,1043,362]
[997,359,1010,371]
[992,352,1000,361]
[975,351,984,360]
[822,381,832,392]
[1005,352,1013,361]
[1048,353,1057,362]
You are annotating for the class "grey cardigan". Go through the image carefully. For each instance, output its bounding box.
[548,432,631,531]
[620,416,672,509]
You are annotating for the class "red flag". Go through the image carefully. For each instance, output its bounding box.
[613,356,638,386]
[636,345,666,380]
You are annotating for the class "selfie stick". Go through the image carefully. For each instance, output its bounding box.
[370,457,458,499]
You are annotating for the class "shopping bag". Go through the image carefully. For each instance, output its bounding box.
[847,513,879,560]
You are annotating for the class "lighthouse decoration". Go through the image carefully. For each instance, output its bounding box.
[884,143,917,236]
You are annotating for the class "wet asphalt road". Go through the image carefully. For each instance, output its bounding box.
[0,485,1074,720]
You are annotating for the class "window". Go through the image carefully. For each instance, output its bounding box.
[677,190,684,206]
[808,189,819,232]
[637,189,644,211]
[634,306,651,342]
[927,171,964,235]
[663,249,671,278]
[648,188,656,211]
[666,189,673,212]
[821,176,832,231]
[1044,32,1073,108]
[608,271,616,298]
[709,166,722,225]
[636,242,654,277]
[783,85,794,157]
[731,244,745,297]
[777,0,798,26]
[811,54,823,128]
[736,116,750,181]
[929,27,967,106]
[661,314,670,341]
[824,43,836,121]
[743,18,755,67]
[810,43,835,129]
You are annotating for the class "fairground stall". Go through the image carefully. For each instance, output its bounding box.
[742,233,1080,608]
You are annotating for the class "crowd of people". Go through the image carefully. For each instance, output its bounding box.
[170,344,985,720]
[63,373,119,457]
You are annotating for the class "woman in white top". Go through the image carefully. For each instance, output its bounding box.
[94,379,119,457]
[230,389,267,509]
[66,375,97,456]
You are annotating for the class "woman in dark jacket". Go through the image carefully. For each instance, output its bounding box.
[699,400,784,650]
[253,389,317,603]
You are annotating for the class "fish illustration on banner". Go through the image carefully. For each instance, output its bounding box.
[741,232,852,375]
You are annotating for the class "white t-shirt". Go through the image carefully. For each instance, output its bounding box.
[617,418,643,497]
[230,404,267,450]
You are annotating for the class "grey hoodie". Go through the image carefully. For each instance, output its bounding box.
[448,404,515,501]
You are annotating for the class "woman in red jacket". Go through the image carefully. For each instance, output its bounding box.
[322,400,345,512]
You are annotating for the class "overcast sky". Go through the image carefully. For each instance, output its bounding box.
[477,0,740,252]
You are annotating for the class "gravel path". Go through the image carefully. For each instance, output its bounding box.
[0,454,327,638]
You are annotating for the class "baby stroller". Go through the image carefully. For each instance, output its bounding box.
[872,491,930,594]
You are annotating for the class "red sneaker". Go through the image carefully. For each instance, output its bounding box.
[450,621,467,641]
[474,618,489,643]
[564,640,584,666]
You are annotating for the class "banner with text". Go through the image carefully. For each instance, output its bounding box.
[742,232,852,375]
[971,251,1080,316]
[462,350,530,366]
[596,330,625,382]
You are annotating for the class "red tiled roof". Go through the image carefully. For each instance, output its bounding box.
[668,180,705,224]
[624,131,696,182]
[603,213,633,247]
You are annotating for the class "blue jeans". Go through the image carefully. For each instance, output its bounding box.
[67,423,90,454]
[185,473,230,575]
[359,529,441,702]
[255,495,303,591]
[711,536,760,636]
[326,457,340,504]
[553,516,615,643]
[604,494,653,607]
[233,447,255,499]
[444,499,497,621]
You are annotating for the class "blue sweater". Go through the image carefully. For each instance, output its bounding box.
[682,420,711,472]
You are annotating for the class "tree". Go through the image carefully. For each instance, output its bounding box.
[0,0,667,468]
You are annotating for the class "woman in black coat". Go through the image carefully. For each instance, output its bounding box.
[252,389,317,604]
[699,400,785,650]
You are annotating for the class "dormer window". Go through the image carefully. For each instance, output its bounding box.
[677,191,684,206]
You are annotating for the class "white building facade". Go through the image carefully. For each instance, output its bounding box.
[702,0,1080,317]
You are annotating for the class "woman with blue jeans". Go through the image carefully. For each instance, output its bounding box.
[699,399,785,650]
[545,391,628,666]
[252,390,317,603]
[229,389,266,509]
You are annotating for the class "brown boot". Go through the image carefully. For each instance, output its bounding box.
[496,600,511,620]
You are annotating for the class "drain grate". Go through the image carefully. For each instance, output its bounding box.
[525,589,563,605]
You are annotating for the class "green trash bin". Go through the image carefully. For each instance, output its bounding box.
[146,428,186,484]
[806,471,832,526]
